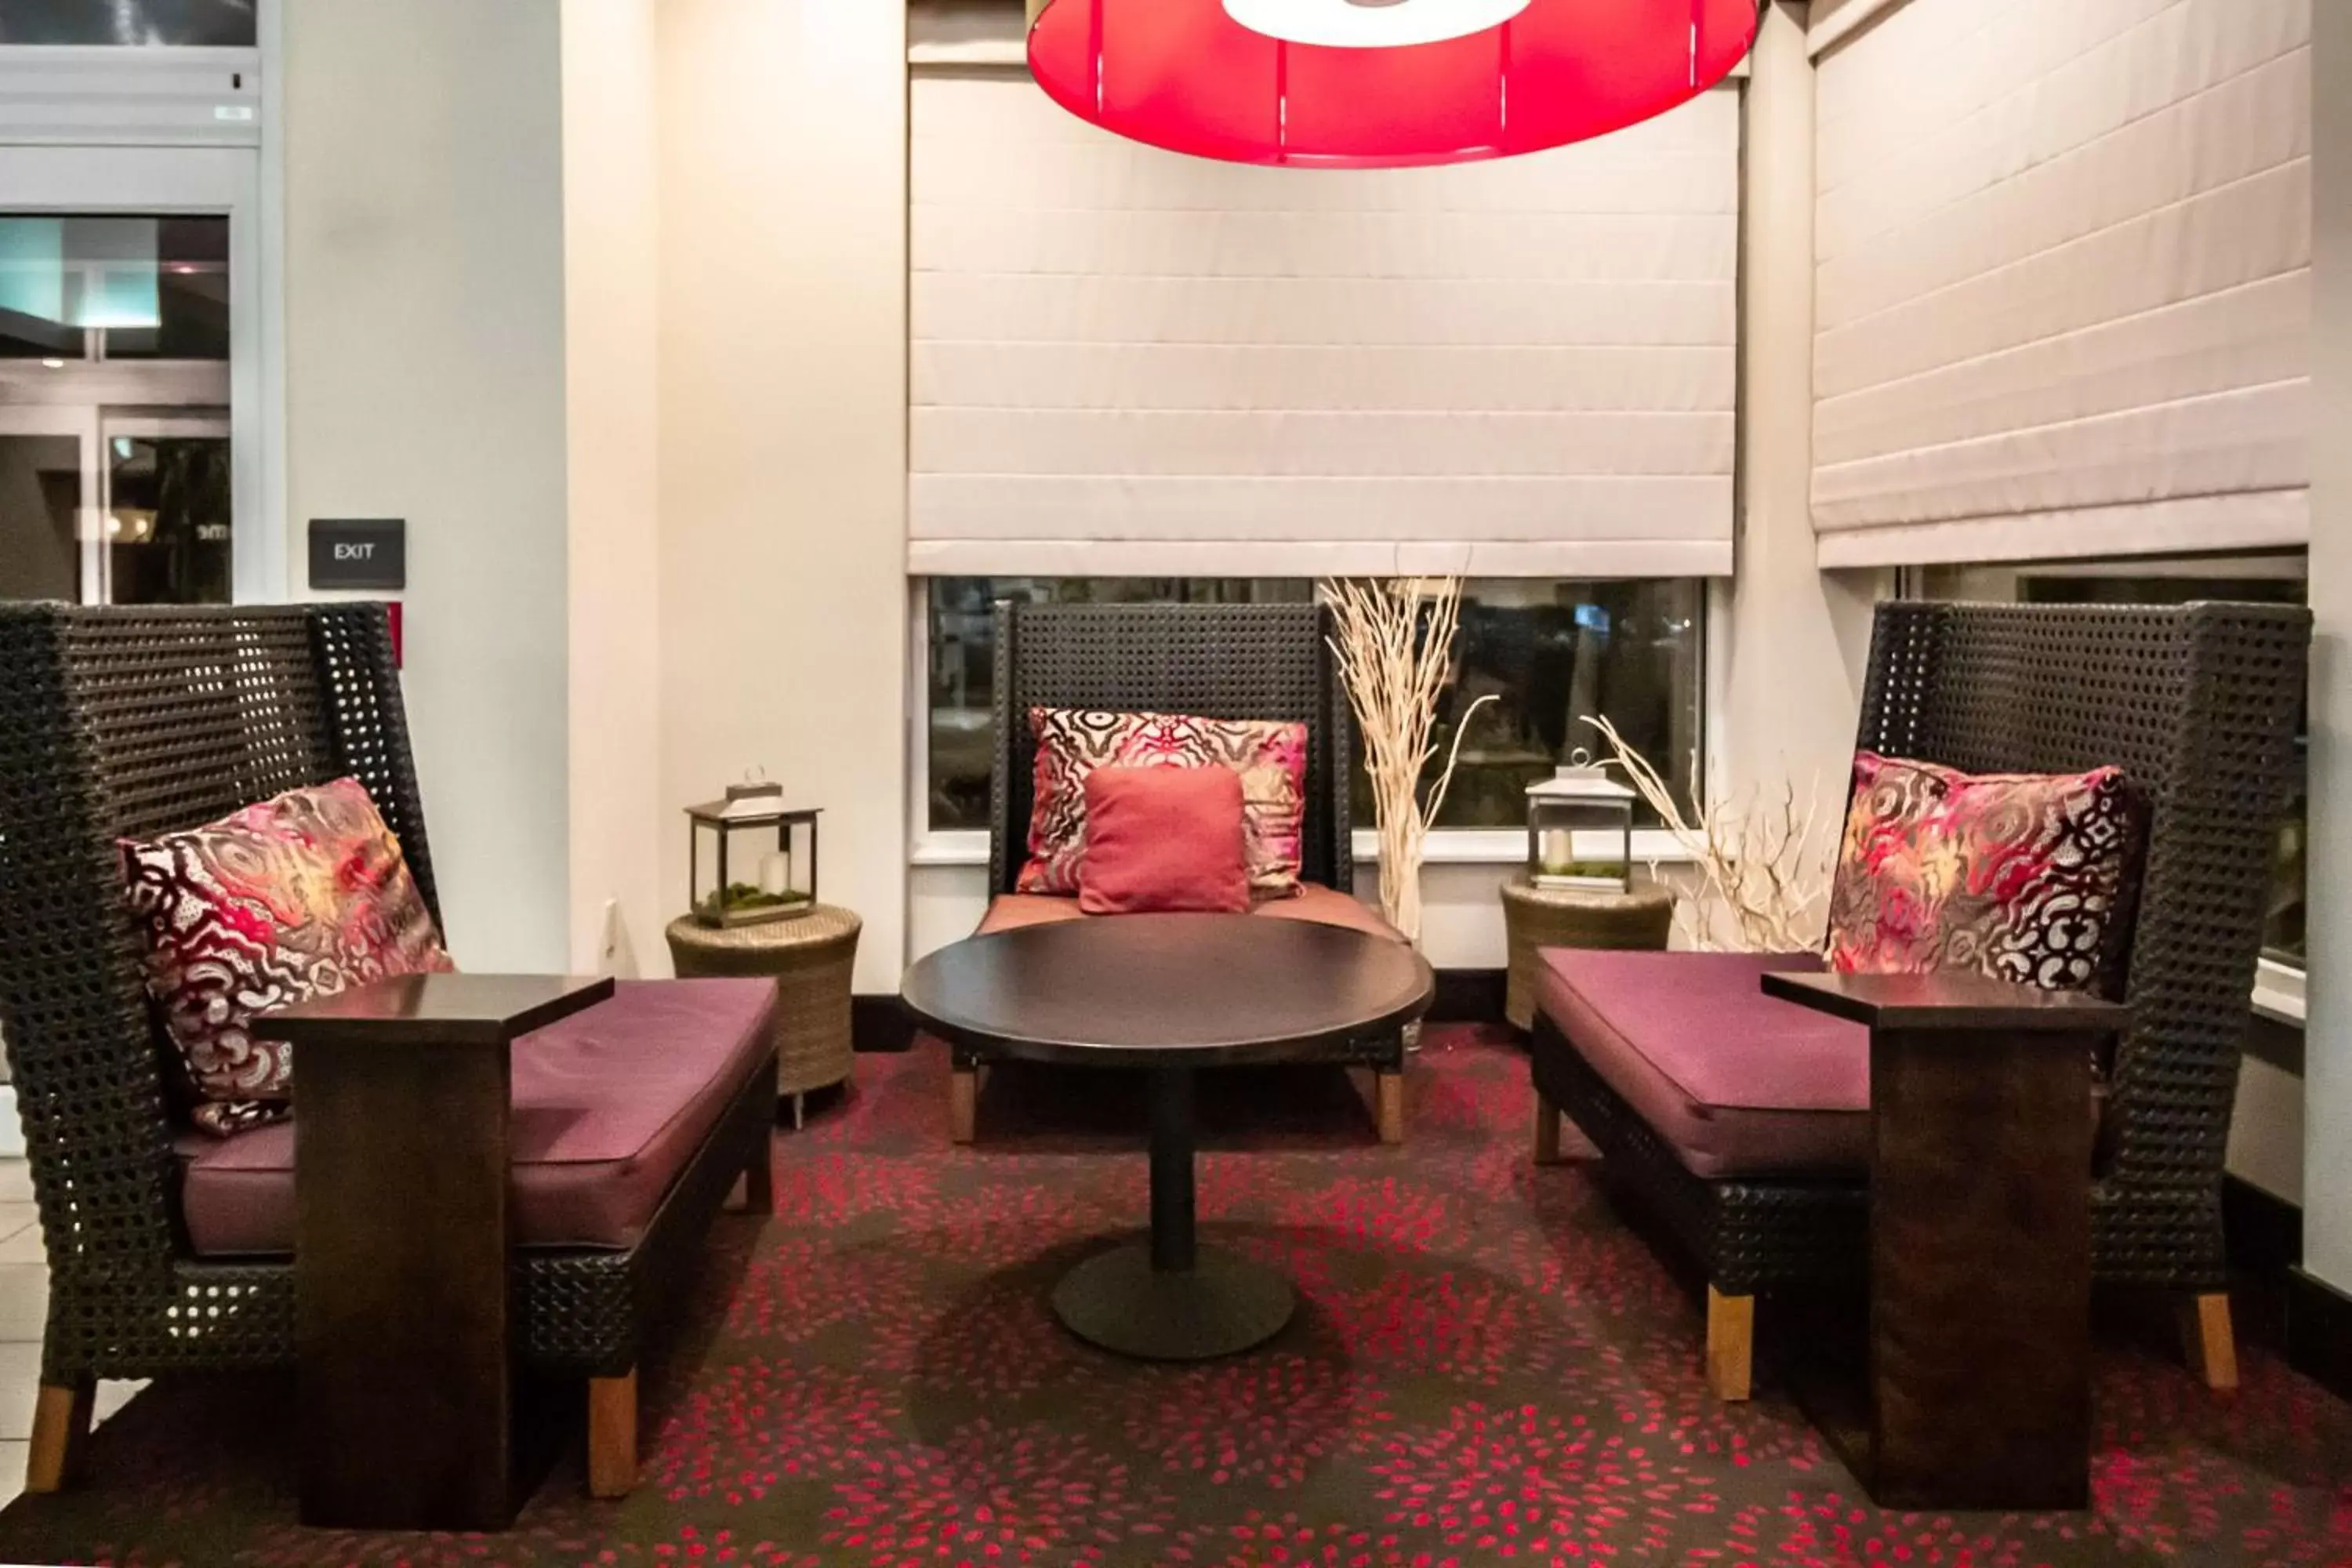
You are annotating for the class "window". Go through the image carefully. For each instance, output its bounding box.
[1403,579,1704,831]
[0,1,256,47]
[0,213,234,606]
[0,216,230,362]
[1915,553,2308,970]
[925,578,1312,833]
[923,576,1706,837]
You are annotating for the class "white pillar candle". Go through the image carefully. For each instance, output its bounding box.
[1539,828,1574,875]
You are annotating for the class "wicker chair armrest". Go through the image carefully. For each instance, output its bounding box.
[1762,970,2130,1035]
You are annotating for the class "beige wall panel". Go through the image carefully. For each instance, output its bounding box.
[285,0,572,970]
[655,0,908,992]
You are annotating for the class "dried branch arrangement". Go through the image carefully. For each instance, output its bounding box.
[1324,576,1496,946]
[1581,713,1834,954]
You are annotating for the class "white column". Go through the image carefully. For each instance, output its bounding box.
[2301,0,2352,1290]
[655,0,909,991]
[562,0,665,977]
[1720,3,1879,859]
[284,0,573,971]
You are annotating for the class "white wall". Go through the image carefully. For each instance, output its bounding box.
[655,0,909,993]
[562,0,664,977]
[2232,1053,2306,1204]
[1723,4,1880,844]
[2300,0,2352,1290]
[284,0,572,971]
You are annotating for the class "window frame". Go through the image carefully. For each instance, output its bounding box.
[905,577,1719,869]
[0,143,278,605]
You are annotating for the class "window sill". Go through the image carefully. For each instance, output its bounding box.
[2252,958,2305,1026]
[912,828,1698,869]
[911,834,991,868]
[1352,828,1697,866]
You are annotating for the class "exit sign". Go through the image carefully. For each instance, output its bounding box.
[309,519,406,591]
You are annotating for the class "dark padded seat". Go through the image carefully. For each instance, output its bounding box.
[178,978,777,1256]
[1535,949,1867,1178]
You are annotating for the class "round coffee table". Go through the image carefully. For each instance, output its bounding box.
[902,914,1433,1360]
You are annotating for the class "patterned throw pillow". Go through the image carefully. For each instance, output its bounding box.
[1018,706,1308,898]
[1825,752,2144,995]
[121,777,455,1135]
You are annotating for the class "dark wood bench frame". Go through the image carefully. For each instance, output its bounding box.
[0,603,775,1501]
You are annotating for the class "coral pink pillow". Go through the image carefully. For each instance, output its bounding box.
[120,777,455,1135]
[1078,766,1251,916]
[1019,706,1308,899]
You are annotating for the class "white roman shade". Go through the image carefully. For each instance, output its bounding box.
[1812,0,2313,568]
[909,72,1740,578]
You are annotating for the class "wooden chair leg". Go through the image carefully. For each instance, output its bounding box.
[1706,1287,1755,1401]
[1534,1093,1566,1165]
[742,1138,775,1214]
[25,1379,93,1494]
[949,1065,978,1145]
[586,1369,638,1499]
[1375,1069,1405,1145]
[2183,1291,2239,1392]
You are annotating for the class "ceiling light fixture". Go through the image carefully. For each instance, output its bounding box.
[1028,0,1759,169]
[1223,0,1532,49]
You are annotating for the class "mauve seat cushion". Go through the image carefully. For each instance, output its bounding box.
[176,978,777,1256]
[1249,884,1406,942]
[1536,949,1869,1178]
[976,882,1403,942]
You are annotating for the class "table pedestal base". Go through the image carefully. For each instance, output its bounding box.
[1052,1065,1296,1360]
[1053,1243,1294,1360]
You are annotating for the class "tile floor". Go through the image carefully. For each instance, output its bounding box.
[0,1158,144,1509]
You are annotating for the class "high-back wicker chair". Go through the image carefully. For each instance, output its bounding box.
[956,600,1407,1136]
[0,603,775,1496]
[1533,600,2311,1393]
[985,600,1356,896]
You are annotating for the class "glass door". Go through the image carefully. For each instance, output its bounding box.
[102,412,233,604]
[0,404,100,603]
[0,147,267,603]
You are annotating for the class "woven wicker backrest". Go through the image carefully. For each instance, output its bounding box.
[987,601,1356,895]
[1854,600,2310,1190]
[0,603,432,1273]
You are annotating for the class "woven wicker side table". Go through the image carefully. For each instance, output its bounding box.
[666,905,862,1128]
[1501,876,1675,1031]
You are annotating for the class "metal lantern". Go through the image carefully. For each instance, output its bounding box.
[1526,762,1635,894]
[686,780,820,928]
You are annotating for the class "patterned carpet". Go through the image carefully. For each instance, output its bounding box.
[2,1027,2349,1566]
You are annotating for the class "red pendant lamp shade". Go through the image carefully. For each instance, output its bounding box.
[1028,0,1760,169]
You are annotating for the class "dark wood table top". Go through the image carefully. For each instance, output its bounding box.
[1763,970,2130,1033]
[902,914,1435,1068]
[255,973,615,1049]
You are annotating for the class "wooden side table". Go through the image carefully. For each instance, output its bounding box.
[1500,875,1675,1030]
[1763,969,2123,1511]
[668,905,862,1127]
[258,972,614,1531]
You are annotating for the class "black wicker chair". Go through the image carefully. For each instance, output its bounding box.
[0,603,777,1497]
[963,599,1406,1138]
[1532,600,2310,1398]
